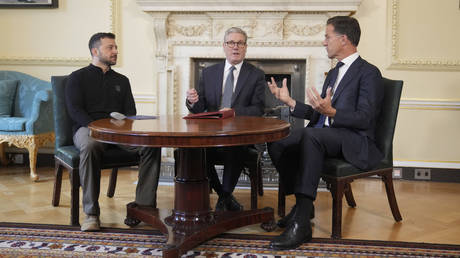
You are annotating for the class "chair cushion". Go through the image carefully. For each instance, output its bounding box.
[322,158,392,177]
[0,80,18,117]
[55,145,81,168]
[0,117,27,131]
[55,145,139,169]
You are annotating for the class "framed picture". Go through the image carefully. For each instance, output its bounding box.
[0,0,58,8]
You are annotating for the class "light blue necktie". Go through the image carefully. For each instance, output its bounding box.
[314,61,344,128]
[221,66,236,108]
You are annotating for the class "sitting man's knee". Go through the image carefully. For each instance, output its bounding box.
[81,139,104,153]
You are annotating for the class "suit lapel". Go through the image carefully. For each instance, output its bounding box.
[232,61,250,105]
[332,57,363,105]
[214,62,225,107]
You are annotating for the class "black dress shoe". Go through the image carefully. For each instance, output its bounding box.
[277,204,315,228]
[269,220,312,250]
[277,205,296,228]
[226,194,243,211]
[215,196,227,212]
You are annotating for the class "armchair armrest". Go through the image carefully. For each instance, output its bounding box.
[25,89,54,134]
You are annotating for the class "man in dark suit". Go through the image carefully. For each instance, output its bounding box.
[186,27,266,211]
[267,16,384,249]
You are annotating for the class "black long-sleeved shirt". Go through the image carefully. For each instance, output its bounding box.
[65,64,136,135]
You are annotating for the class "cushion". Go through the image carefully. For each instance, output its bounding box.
[55,145,139,168]
[0,80,18,117]
[322,158,392,177]
[0,117,27,131]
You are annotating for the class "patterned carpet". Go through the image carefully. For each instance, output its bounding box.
[1,222,459,257]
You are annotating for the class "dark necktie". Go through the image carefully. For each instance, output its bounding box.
[314,61,344,128]
[221,66,236,108]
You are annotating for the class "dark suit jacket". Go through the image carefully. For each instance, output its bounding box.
[187,61,266,116]
[291,56,384,170]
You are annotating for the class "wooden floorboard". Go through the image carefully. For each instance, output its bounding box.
[0,164,459,245]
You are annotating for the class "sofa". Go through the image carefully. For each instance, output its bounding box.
[0,71,54,181]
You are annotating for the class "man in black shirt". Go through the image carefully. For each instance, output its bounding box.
[66,32,161,231]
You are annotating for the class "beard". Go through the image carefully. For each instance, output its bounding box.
[99,55,117,66]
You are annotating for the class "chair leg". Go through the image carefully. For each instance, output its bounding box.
[382,170,402,222]
[330,180,345,239]
[0,142,8,165]
[26,144,39,182]
[52,160,63,206]
[257,154,264,196]
[107,168,118,198]
[249,168,258,210]
[70,168,80,226]
[344,182,357,207]
[278,181,286,217]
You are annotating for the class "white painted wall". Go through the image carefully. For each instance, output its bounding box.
[0,0,459,168]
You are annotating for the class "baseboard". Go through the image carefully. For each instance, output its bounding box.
[395,167,460,183]
[4,152,54,167]
[6,152,460,184]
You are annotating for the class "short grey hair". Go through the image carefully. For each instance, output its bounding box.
[223,27,248,43]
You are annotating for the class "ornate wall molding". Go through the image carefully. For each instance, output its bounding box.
[137,0,362,12]
[400,99,460,110]
[168,23,210,37]
[169,40,324,47]
[133,93,157,104]
[388,0,460,71]
[0,0,119,66]
[284,23,325,37]
[394,160,460,169]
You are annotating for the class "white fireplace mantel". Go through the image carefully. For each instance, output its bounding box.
[136,0,362,117]
[137,0,362,12]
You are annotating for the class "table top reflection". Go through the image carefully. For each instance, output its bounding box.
[89,115,290,148]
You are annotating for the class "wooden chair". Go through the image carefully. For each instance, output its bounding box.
[278,77,403,238]
[50,76,139,226]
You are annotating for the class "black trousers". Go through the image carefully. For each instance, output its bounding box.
[267,127,345,200]
[206,146,248,195]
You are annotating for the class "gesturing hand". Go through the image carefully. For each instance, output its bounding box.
[186,88,199,104]
[267,77,296,108]
[306,87,336,117]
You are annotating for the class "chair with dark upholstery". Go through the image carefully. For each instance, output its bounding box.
[50,75,139,226]
[277,77,404,238]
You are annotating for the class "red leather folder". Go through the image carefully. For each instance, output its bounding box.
[183,109,235,119]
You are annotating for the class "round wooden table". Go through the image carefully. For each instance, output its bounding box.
[89,115,290,258]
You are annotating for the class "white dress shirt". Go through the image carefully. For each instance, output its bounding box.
[325,52,360,126]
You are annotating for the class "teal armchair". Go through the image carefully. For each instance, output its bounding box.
[0,71,54,181]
